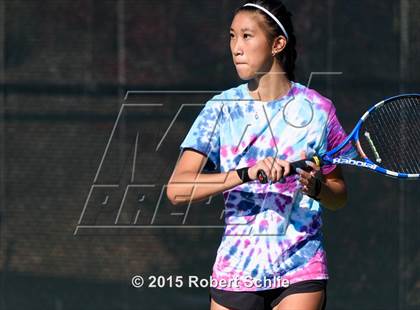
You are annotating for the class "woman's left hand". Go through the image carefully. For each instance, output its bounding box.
[296,152,323,198]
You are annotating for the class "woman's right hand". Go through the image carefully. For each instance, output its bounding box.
[248,157,292,182]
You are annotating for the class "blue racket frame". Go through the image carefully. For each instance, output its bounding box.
[320,93,420,179]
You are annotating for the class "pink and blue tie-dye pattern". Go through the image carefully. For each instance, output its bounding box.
[180,82,353,291]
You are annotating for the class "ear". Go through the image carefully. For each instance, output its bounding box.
[271,35,287,55]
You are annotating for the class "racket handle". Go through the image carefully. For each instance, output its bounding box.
[256,156,323,184]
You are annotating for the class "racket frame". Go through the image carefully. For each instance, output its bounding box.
[321,93,420,179]
[257,94,420,182]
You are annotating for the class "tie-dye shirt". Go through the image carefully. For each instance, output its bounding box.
[180,82,354,291]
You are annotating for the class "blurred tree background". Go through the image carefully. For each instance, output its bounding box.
[0,0,419,309]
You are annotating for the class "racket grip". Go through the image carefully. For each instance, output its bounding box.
[257,169,269,183]
[256,156,323,184]
[289,159,314,174]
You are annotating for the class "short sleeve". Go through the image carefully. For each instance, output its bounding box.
[180,99,223,172]
[320,105,357,175]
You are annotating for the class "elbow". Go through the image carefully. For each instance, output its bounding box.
[337,189,349,210]
[166,185,187,206]
[166,171,195,206]
[166,172,181,205]
[321,181,348,211]
[325,192,348,211]
[166,186,179,206]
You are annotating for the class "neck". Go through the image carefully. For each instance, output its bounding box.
[247,62,291,102]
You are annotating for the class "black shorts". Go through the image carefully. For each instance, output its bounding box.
[209,279,327,310]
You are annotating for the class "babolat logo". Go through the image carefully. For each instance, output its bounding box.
[333,158,377,169]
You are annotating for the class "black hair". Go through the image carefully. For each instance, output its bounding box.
[235,0,297,81]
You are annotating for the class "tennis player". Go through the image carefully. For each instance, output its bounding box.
[167,1,354,309]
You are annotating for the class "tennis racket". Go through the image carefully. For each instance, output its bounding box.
[257,94,420,183]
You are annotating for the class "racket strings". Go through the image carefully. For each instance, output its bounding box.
[405,98,420,171]
[400,98,420,171]
[387,97,420,173]
[396,97,420,172]
[393,97,419,172]
[386,99,418,171]
[360,96,420,174]
[366,103,398,166]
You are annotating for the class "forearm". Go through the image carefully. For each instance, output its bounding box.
[167,170,243,205]
[317,178,347,211]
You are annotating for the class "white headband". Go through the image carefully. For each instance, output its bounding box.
[243,3,289,40]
